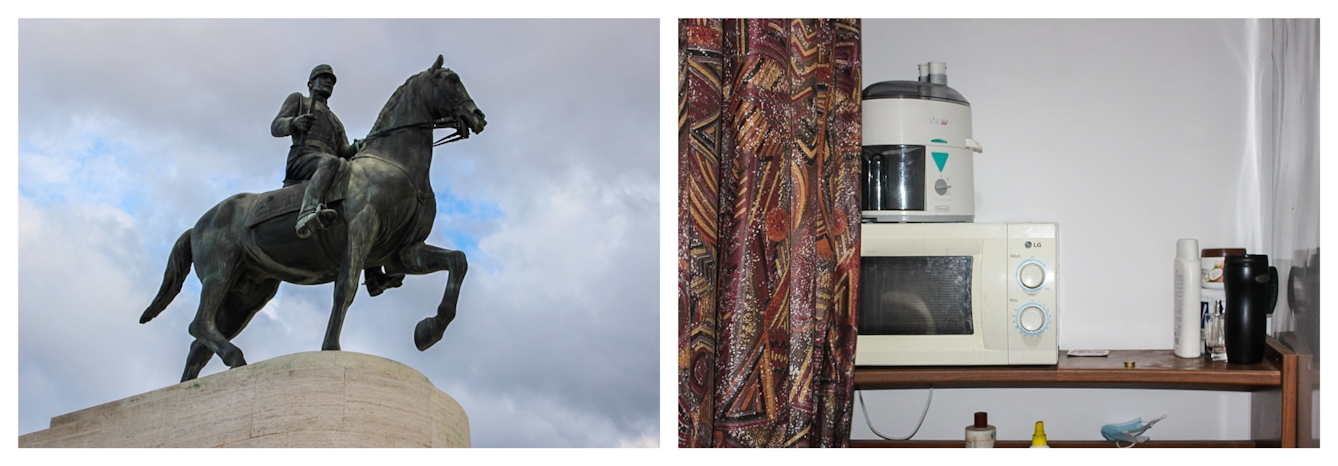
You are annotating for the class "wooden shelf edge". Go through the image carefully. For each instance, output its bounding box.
[854,369,1279,389]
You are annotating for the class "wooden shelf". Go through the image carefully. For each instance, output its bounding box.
[853,336,1299,447]
[856,345,1284,390]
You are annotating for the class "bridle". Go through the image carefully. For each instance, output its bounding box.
[362,70,475,147]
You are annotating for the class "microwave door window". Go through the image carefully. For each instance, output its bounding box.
[859,256,974,335]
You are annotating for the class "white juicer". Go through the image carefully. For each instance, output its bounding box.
[862,61,983,223]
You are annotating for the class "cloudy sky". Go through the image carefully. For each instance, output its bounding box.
[14,19,659,447]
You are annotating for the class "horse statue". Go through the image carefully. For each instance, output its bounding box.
[139,55,487,382]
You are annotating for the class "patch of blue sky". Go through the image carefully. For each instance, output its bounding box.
[435,189,504,221]
[18,131,191,267]
[432,189,504,273]
[16,142,48,201]
[18,133,152,217]
[433,227,502,275]
[437,229,481,256]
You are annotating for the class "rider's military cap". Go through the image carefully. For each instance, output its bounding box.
[309,64,336,84]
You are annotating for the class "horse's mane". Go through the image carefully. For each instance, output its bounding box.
[369,71,426,133]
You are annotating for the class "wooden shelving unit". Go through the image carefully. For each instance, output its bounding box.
[852,336,1299,448]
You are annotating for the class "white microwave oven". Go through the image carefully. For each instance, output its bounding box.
[856,222,1059,366]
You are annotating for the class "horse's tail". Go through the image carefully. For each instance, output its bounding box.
[140,229,194,324]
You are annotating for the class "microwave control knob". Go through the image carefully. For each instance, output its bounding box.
[1016,304,1050,336]
[1018,261,1046,291]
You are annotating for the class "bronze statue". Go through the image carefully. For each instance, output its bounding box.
[140,55,487,382]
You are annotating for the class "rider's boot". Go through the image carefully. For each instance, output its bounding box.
[296,157,340,239]
[364,267,405,297]
[296,205,337,239]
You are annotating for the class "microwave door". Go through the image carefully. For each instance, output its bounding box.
[859,256,975,336]
[855,230,1010,365]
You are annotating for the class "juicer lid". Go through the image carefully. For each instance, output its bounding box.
[862,80,970,106]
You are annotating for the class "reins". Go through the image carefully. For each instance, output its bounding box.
[362,98,475,147]
[363,116,468,147]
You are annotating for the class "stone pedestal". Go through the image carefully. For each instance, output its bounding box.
[19,351,469,447]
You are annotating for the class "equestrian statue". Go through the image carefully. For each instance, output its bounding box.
[139,55,487,382]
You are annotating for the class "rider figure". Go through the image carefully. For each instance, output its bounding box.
[272,64,359,239]
[272,64,402,295]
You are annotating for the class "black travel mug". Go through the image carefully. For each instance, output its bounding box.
[1222,254,1279,364]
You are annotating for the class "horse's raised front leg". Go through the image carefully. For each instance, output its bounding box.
[324,215,378,351]
[397,243,467,351]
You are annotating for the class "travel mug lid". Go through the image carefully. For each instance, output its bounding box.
[1202,248,1246,258]
[1225,254,1270,266]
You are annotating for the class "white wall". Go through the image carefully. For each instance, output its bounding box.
[854,19,1258,442]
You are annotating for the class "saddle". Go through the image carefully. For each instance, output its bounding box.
[244,162,352,229]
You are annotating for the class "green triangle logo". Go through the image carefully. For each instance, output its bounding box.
[932,152,949,172]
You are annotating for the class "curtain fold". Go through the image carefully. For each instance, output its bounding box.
[678,18,861,448]
[1258,18,1320,446]
[1259,19,1320,340]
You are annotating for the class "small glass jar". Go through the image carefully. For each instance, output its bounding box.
[1204,300,1228,361]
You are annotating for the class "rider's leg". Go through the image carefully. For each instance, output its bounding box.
[296,153,341,238]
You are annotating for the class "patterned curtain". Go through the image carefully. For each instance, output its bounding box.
[677,19,861,448]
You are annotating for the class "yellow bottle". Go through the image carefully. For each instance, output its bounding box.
[1030,420,1050,448]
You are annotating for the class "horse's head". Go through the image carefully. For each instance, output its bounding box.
[423,55,487,137]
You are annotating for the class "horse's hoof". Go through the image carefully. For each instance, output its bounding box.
[415,317,444,351]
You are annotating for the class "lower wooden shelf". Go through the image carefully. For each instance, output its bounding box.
[852,336,1299,447]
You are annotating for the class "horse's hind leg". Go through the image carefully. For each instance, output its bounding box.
[395,243,467,351]
[189,272,247,369]
[181,340,213,382]
[181,277,281,382]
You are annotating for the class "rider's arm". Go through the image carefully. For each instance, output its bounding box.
[335,118,358,158]
[271,92,305,138]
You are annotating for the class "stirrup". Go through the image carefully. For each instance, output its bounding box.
[295,206,337,239]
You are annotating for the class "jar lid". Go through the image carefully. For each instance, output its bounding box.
[1202,248,1246,258]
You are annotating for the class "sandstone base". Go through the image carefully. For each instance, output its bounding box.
[19,351,469,447]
